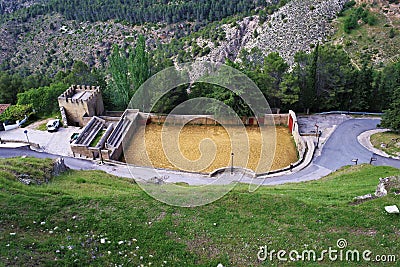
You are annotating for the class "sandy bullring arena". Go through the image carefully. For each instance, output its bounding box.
[124,124,298,173]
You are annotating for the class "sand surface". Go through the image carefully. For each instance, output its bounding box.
[124,124,297,173]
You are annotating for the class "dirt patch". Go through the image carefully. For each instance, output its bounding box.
[25,118,52,130]
[328,227,377,236]
[124,124,298,173]
[349,228,377,236]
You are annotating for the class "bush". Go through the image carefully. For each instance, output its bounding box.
[389,28,396,38]
[17,82,68,115]
[0,104,33,124]
[381,87,400,133]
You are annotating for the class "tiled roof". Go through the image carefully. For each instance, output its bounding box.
[0,104,10,115]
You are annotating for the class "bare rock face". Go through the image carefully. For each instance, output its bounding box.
[0,0,41,14]
[375,177,390,197]
[201,0,348,65]
[17,157,69,185]
[52,157,69,177]
[353,176,400,203]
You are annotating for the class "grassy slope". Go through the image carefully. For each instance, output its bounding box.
[332,4,400,68]
[0,158,399,266]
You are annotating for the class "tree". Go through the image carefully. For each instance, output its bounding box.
[293,49,317,113]
[0,72,22,104]
[129,35,151,111]
[0,104,33,124]
[375,61,400,112]
[381,86,400,132]
[260,52,288,108]
[106,36,150,110]
[350,63,374,111]
[151,85,189,114]
[62,61,105,87]
[107,45,130,110]
[17,83,68,115]
[313,45,354,110]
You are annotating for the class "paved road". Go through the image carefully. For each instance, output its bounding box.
[257,118,400,185]
[0,126,80,156]
[0,118,399,186]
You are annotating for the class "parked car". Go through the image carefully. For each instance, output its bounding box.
[46,119,60,132]
[70,132,80,143]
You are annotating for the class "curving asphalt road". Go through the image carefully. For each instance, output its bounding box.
[258,118,400,185]
[0,118,399,186]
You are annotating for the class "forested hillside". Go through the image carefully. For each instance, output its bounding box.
[4,0,279,24]
[0,0,400,121]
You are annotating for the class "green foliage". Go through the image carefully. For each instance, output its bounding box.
[0,104,33,123]
[343,5,378,33]
[17,83,68,115]
[1,0,270,26]
[0,72,24,104]
[381,86,400,132]
[105,36,150,111]
[389,27,396,38]
[151,86,189,114]
[295,44,354,111]
[60,61,106,88]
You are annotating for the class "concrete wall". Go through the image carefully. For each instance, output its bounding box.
[3,116,28,131]
[107,109,141,161]
[147,113,288,126]
[264,114,289,126]
[288,110,306,163]
[70,116,105,158]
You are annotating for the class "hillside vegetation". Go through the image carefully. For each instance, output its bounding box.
[0,157,399,266]
[1,0,398,75]
[0,0,353,74]
[333,0,400,68]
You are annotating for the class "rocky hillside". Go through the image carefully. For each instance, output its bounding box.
[0,0,41,14]
[199,0,347,65]
[0,0,398,75]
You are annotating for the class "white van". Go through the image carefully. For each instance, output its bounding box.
[46,119,60,132]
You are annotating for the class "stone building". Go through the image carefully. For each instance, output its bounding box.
[58,85,104,127]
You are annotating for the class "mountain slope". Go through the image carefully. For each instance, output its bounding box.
[0,0,399,75]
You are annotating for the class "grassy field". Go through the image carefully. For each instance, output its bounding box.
[370,131,400,157]
[0,158,399,266]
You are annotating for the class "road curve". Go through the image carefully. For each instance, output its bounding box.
[0,118,399,186]
[255,118,400,185]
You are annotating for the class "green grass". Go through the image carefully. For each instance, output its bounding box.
[332,3,400,68]
[36,122,48,131]
[370,131,400,157]
[0,158,399,266]
[89,130,105,147]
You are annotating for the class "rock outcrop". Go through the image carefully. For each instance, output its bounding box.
[353,176,400,204]
[201,0,348,65]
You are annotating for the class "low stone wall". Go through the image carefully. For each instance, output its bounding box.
[289,110,306,159]
[148,113,289,126]
[107,109,141,161]
[256,110,308,176]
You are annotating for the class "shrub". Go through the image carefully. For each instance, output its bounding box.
[0,104,33,124]
[17,82,68,115]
